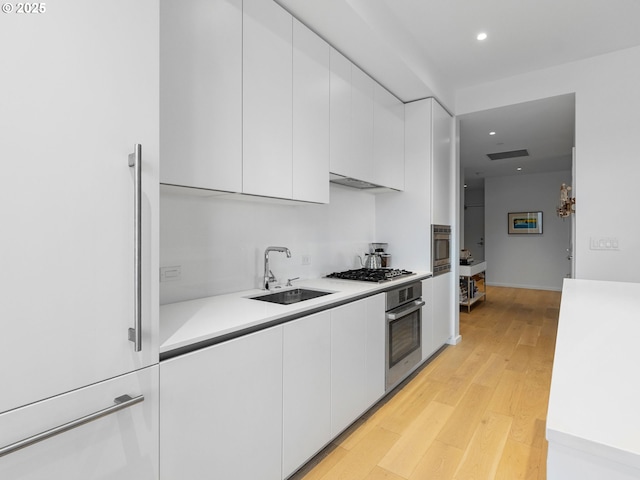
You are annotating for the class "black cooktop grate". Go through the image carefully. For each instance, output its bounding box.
[326,268,414,283]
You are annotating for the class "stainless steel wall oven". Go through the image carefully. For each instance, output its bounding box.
[385,281,424,390]
[432,224,451,276]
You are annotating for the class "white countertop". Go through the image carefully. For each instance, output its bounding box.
[547,278,640,468]
[160,272,431,355]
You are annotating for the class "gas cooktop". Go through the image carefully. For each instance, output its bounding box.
[326,268,415,283]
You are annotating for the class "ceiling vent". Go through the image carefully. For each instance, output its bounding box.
[486,149,529,161]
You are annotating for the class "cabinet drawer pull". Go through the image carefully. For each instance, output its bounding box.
[128,144,143,352]
[0,394,144,458]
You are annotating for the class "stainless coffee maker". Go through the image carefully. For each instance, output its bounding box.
[370,243,391,268]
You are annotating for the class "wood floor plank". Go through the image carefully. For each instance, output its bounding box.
[518,324,541,347]
[363,466,407,480]
[377,401,454,478]
[494,438,543,480]
[473,352,510,388]
[317,427,400,480]
[452,412,513,480]
[435,383,494,450]
[408,440,464,480]
[486,369,525,416]
[376,379,443,436]
[291,445,350,480]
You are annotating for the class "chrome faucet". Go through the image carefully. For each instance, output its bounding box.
[263,246,291,290]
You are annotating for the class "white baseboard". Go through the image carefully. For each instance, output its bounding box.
[485,282,562,292]
[447,334,462,345]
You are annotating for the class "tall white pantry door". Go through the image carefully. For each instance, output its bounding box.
[0,0,159,414]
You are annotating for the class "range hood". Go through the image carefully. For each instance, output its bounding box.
[329,173,385,190]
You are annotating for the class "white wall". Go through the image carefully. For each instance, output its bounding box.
[485,171,572,291]
[160,184,377,304]
[456,45,640,283]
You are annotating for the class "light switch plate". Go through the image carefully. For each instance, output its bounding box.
[589,237,619,251]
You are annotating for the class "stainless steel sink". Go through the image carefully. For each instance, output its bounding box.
[250,288,333,305]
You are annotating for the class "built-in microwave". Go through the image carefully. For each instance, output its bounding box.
[432,224,451,276]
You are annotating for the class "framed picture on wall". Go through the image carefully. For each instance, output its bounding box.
[508,211,543,234]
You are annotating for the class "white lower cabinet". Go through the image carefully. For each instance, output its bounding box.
[282,311,331,478]
[160,295,387,479]
[160,326,284,480]
[0,366,159,480]
[433,273,452,348]
[330,294,385,437]
[421,277,436,361]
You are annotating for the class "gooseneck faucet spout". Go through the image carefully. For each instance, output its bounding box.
[263,246,291,290]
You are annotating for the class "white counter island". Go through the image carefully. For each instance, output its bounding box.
[547,279,640,479]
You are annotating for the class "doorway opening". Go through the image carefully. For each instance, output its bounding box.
[459,93,576,291]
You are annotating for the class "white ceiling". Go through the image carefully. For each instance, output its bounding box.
[275,0,640,186]
[459,94,575,189]
[277,0,640,103]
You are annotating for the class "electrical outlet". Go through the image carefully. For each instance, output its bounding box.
[301,254,311,266]
[160,265,182,282]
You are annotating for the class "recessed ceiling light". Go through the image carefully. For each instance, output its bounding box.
[477,32,488,41]
[464,184,468,188]
[517,167,523,171]
[489,131,496,136]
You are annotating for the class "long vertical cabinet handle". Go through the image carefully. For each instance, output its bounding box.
[128,144,143,352]
[0,395,144,458]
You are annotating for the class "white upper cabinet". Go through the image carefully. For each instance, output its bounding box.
[243,0,293,199]
[292,19,330,203]
[160,0,242,192]
[160,1,402,201]
[374,83,405,190]
[350,65,376,183]
[330,48,404,190]
[431,100,454,225]
[329,48,353,178]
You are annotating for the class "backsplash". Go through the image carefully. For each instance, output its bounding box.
[160,184,378,304]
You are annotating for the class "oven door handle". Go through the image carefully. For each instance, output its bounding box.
[386,300,425,320]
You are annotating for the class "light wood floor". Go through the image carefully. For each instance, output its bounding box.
[292,285,561,480]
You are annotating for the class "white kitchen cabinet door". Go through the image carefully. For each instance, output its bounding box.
[160,327,283,480]
[283,312,331,478]
[364,293,386,403]
[329,48,353,177]
[0,0,158,415]
[351,65,376,184]
[243,0,293,199]
[431,100,454,225]
[331,294,385,437]
[292,19,330,204]
[421,278,436,361]
[331,300,367,436]
[0,366,158,480]
[433,273,453,349]
[160,0,242,193]
[374,84,405,191]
